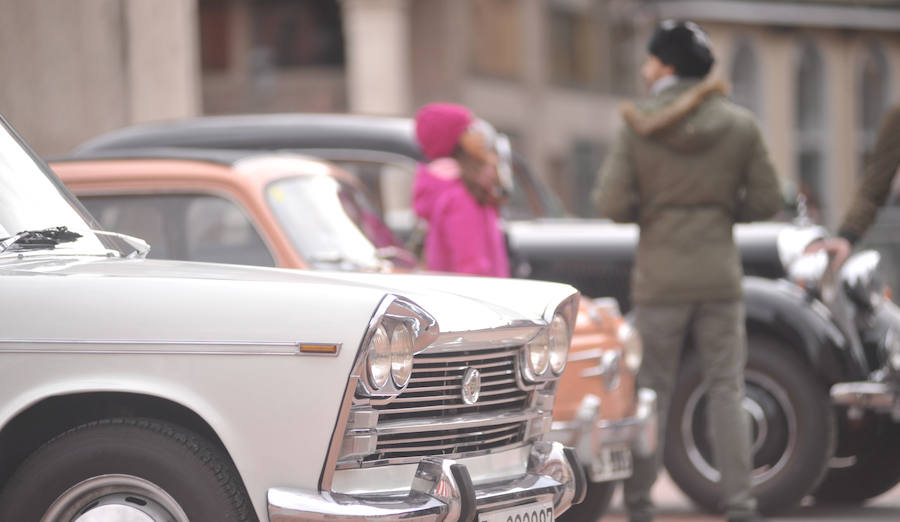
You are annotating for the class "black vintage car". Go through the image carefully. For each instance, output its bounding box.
[73,114,897,513]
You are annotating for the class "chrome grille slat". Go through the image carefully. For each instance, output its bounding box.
[388,388,524,403]
[377,396,527,414]
[377,423,520,445]
[409,369,513,384]
[377,431,522,453]
[404,377,517,394]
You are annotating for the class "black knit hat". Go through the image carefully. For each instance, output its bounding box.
[647,20,715,78]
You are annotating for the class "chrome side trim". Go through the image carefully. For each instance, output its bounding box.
[0,339,341,356]
[320,374,362,492]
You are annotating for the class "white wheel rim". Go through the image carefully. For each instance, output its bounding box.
[42,474,189,522]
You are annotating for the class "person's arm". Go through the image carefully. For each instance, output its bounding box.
[736,120,782,223]
[838,105,900,245]
[593,126,639,222]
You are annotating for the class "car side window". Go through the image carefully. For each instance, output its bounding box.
[81,195,175,259]
[184,196,276,267]
[80,194,275,267]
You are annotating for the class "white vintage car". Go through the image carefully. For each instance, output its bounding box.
[0,116,586,521]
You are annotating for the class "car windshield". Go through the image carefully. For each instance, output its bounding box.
[267,175,412,271]
[0,119,107,256]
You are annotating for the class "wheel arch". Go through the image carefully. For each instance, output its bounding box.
[742,276,861,383]
[0,391,239,499]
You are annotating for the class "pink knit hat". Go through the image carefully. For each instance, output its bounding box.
[414,103,473,160]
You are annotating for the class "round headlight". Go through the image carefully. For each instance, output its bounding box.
[527,331,551,377]
[619,322,643,374]
[391,324,415,387]
[367,325,391,389]
[549,314,569,375]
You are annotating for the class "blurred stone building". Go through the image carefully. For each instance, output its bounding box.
[2,0,899,228]
[0,0,200,156]
[195,0,900,226]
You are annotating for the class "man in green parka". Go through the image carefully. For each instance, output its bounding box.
[593,20,782,522]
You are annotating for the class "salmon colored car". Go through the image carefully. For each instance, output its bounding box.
[51,150,656,521]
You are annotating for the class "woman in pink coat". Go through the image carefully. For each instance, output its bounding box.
[412,103,510,277]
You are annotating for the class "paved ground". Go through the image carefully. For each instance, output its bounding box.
[599,473,900,521]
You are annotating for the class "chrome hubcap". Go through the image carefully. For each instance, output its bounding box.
[43,474,189,522]
[681,369,797,485]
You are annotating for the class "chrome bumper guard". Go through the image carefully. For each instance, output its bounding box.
[831,381,900,415]
[548,388,658,482]
[268,441,586,521]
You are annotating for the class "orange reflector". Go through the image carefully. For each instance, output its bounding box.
[886,287,893,301]
[299,344,338,354]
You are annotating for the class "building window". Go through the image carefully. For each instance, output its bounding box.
[857,41,891,176]
[546,3,598,88]
[469,0,523,78]
[251,0,344,69]
[794,39,827,223]
[199,0,233,72]
[730,37,760,116]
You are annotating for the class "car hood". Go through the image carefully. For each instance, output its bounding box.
[0,256,573,338]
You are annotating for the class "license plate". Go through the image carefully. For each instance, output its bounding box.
[478,501,554,522]
[589,445,633,482]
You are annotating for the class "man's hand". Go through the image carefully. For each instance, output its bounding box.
[804,237,852,270]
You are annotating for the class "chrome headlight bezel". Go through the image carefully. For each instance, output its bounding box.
[841,250,886,311]
[548,313,570,375]
[521,293,579,384]
[358,295,439,398]
[882,326,900,374]
[619,321,643,374]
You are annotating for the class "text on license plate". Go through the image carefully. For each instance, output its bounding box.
[478,501,554,522]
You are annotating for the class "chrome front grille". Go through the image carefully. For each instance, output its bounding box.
[364,346,534,462]
[375,347,529,421]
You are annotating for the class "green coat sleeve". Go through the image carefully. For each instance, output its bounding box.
[593,126,639,223]
[838,105,900,245]
[736,120,782,223]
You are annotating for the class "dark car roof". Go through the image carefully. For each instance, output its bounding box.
[51,147,260,166]
[74,113,424,160]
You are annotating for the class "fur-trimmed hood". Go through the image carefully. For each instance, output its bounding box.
[620,75,732,152]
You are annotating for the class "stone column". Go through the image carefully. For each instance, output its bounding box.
[124,0,201,123]
[341,0,412,116]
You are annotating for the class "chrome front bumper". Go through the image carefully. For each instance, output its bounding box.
[548,388,658,483]
[831,381,900,415]
[268,441,586,521]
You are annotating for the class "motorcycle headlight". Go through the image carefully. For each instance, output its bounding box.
[549,314,569,375]
[390,323,415,387]
[526,329,551,378]
[366,325,391,390]
[842,250,885,311]
[619,322,643,374]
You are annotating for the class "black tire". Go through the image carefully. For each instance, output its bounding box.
[0,417,257,521]
[813,412,900,504]
[558,479,616,522]
[664,334,835,514]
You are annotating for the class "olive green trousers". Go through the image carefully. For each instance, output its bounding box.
[624,300,757,521]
